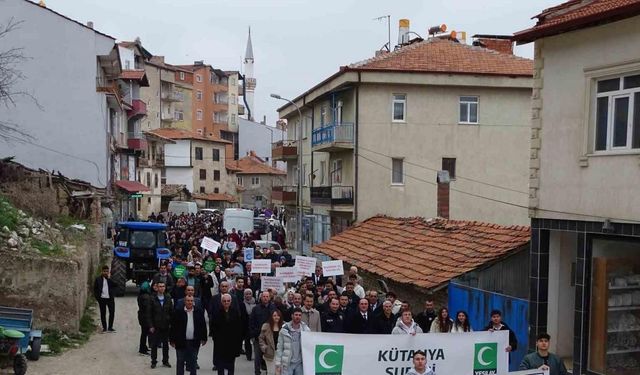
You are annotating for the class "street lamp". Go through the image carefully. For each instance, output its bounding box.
[271,93,305,255]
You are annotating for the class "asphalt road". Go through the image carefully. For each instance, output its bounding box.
[29,283,256,375]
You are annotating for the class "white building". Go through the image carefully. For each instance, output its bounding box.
[238,117,286,170]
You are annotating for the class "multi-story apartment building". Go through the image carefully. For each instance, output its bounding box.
[514,2,640,374]
[275,33,533,250]
[172,67,194,131]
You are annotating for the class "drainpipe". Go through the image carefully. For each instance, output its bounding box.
[354,72,361,223]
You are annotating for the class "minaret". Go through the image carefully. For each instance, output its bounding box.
[244,27,256,121]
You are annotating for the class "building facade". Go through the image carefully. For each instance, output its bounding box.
[276,35,533,250]
[238,118,286,170]
[231,152,286,209]
[514,2,640,374]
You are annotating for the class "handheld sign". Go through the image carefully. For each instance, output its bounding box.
[276,267,301,283]
[322,260,344,277]
[251,259,272,274]
[224,241,237,252]
[172,264,187,279]
[200,237,221,253]
[294,255,316,276]
[244,248,255,261]
[261,276,285,293]
[203,259,216,273]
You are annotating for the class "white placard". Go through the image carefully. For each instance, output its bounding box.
[200,236,221,253]
[294,255,316,276]
[322,260,344,277]
[276,267,301,283]
[302,330,510,375]
[250,259,272,274]
[261,276,285,292]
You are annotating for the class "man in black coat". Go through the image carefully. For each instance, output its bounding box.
[414,298,437,333]
[372,301,397,334]
[485,310,518,354]
[345,298,373,334]
[93,265,116,333]
[170,295,207,375]
[249,291,275,375]
[320,298,344,333]
[146,281,174,369]
[211,293,244,374]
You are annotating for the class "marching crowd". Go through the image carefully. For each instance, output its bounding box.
[94,212,567,375]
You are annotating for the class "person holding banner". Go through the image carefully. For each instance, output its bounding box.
[406,350,434,375]
[392,309,423,335]
[451,310,473,333]
[485,309,518,353]
[346,298,374,334]
[274,308,309,375]
[430,307,453,333]
[519,333,568,375]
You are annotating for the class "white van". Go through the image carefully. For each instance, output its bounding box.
[223,208,254,234]
[167,201,198,215]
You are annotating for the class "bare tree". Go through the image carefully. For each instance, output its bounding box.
[0,16,35,142]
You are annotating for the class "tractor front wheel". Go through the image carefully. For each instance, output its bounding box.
[13,353,27,375]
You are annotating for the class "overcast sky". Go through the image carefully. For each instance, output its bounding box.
[48,0,558,125]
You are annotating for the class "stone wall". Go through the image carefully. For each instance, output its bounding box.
[0,227,102,332]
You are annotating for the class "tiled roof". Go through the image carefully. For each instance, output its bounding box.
[346,38,533,77]
[312,216,531,290]
[229,154,286,175]
[225,162,243,172]
[193,193,238,203]
[513,0,640,43]
[148,128,231,144]
[115,180,150,193]
[161,184,188,196]
[120,70,145,80]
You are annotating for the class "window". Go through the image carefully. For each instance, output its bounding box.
[125,60,131,70]
[196,110,203,121]
[392,94,407,122]
[237,177,243,186]
[199,186,205,193]
[231,114,237,125]
[196,90,203,101]
[320,106,327,127]
[212,149,220,161]
[442,157,456,179]
[251,177,260,186]
[174,110,184,121]
[154,174,158,188]
[213,170,220,181]
[195,147,203,160]
[392,158,404,184]
[320,161,326,185]
[594,74,640,151]
[214,188,219,193]
[292,166,298,186]
[196,74,202,83]
[459,96,479,124]
[331,160,342,184]
[179,71,185,80]
[146,172,151,186]
[199,169,206,180]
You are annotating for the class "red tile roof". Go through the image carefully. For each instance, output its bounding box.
[148,128,231,144]
[193,193,238,203]
[513,0,640,43]
[345,38,533,77]
[228,154,286,175]
[115,180,150,193]
[312,216,531,290]
[120,70,149,86]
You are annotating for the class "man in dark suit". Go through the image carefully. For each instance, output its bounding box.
[346,298,373,334]
[170,295,207,375]
[93,265,116,333]
[146,281,174,369]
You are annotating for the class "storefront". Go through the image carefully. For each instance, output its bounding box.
[530,218,640,375]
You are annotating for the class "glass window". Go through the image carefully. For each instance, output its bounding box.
[598,78,620,93]
[196,110,203,121]
[196,74,202,83]
[442,157,456,179]
[196,90,203,101]
[199,169,206,180]
[624,75,640,89]
[195,147,203,160]
[459,96,479,124]
[593,74,640,152]
[212,149,220,162]
[392,94,406,122]
[392,158,403,184]
[213,170,220,181]
[237,177,243,186]
[252,177,260,186]
[613,97,630,148]
[331,160,342,184]
[320,106,326,127]
[129,231,156,248]
[595,97,609,151]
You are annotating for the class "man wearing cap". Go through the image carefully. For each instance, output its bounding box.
[519,333,568,375]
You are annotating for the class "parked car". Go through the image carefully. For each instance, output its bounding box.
[168,201,198,215]
[250,240,282,254]
[253,217,269,235]
[199,208,221,215]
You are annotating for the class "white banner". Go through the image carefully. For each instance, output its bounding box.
[322,260,344,277]
[276,267,301,283]
[295,255,316,276]
[200,236,221,253]
[251,259,272,274]
[261,276,285,293]
[302,330,509,375]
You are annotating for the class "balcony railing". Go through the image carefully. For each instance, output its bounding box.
[161,112,175,122]
[161,91,183,102]
[126,132,147,151]
[272,140,298,160]
[127,99,147,119]
[272,185,297,205]
[311,122,354,148]
[310,185,353,205]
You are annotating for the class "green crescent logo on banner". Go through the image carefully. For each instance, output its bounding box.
[203,259,216,273]
[315,345,344,375]
[474,343,497,374]
[173,264,186,279]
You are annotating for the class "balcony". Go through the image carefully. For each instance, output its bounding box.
[272,185,297,205]
[127,132,147,151]
[310,185,354,207]
[161,112,175,122]
[272,140,298,161]
[161,91,183,102]
[311,122,354,152]
[127,99,147,120]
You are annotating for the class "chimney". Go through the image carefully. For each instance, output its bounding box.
[397,19,410,46]
[472,34,513,55]
[194,60,204,66]
[86,21,94,29]
[437,171,450,219]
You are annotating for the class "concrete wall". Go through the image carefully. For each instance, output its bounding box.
[165,140,191,167]
[166,168,193,191]
[238,118,286,170]
[118,46,135,70]
[191,140,228,194]
[547,231,576,358]
[358,83,531,225]
[532,16,640,222]
[141,64,161,131]
[238,174,286,208]
[0,228,102,332]
[0,0,115,188]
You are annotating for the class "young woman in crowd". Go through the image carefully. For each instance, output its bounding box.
[430,307,453,333]
[259,310,283,374]
[451,310,473,333]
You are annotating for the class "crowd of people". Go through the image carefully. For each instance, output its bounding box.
[94,211,566,375]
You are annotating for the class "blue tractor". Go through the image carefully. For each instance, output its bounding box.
[110,222,170,296]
